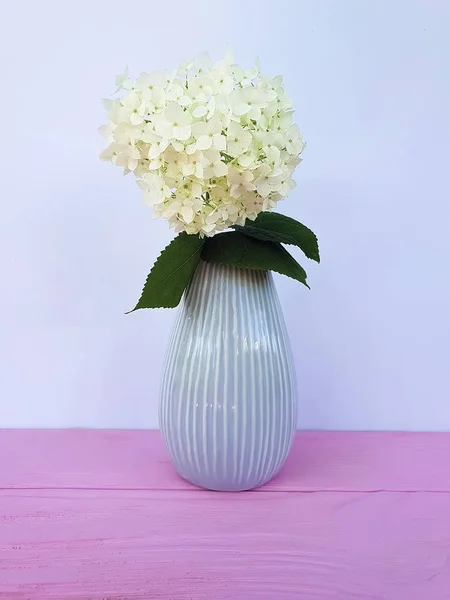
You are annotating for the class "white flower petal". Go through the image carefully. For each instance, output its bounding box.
[192,105,207,118]
[185,142,197,155]
[196,135,212,150]
[180,206,195,223]
[213,134,226,151]
[171,140,184,152]
[148,144,162,159]
[213,161,228,177]
[102,98,114,112]
[235,103,252,116]
[130,113,144,125]
[115,66,129,87]
[99,147,113,161]
[164,101,185,122]
[173,124,191,141]
[154,120,173,139]
[114,154,128,167]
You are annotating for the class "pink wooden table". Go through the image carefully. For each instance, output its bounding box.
[1,430,450,599]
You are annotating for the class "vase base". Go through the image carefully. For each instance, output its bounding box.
[175,470,277,492]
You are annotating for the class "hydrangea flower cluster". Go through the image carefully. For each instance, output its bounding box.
[100,53,305,236]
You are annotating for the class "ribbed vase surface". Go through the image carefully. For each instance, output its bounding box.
[159,260,297,491]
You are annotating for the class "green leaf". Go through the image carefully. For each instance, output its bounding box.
[232,212,320,263]
[128,233,204,311]
[201,231,309,288]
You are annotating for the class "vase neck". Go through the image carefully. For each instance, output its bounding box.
[184,260,272,311]
[194,259,268,285]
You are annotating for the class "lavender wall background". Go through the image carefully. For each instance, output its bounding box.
[0,0,449,429]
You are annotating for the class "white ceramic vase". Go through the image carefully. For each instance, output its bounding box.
[160,260,297,491]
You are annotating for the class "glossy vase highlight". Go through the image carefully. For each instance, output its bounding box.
[159,260,297,491]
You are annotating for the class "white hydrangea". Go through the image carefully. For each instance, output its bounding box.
[99,53,305,236]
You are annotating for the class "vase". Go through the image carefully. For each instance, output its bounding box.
[159,260,297,491]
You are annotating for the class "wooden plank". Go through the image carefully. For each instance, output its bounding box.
[1,430,450,491]
[1,488,450,599]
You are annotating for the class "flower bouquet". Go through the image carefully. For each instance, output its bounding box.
[100,52,319,311]
[100,53,319,491]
